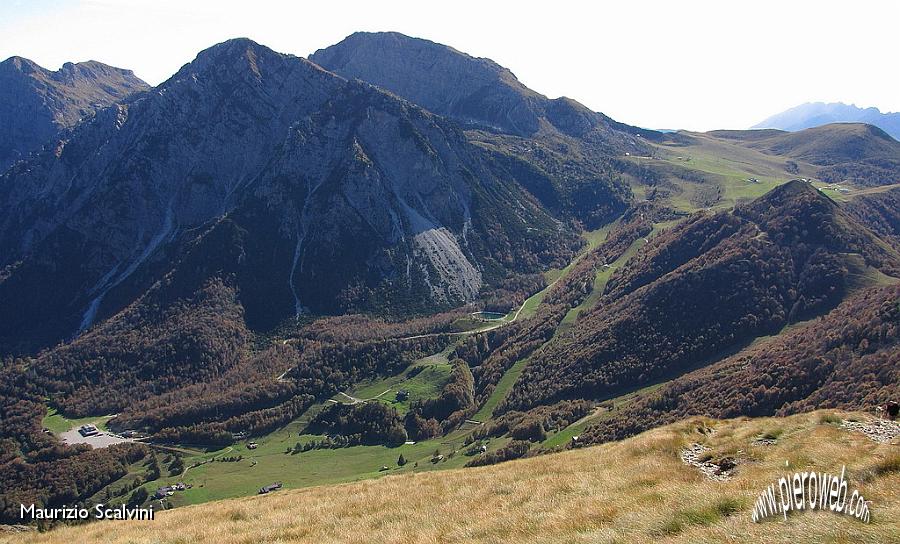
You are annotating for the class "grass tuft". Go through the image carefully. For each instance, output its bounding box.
[818,413,842,425]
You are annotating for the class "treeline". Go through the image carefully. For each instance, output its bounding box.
[455,307,563,412]
[603,211,744,299]
[480,273,546,314]
[578,284,900,445]
[306,402,407,447]
[544,205,655,307]
[133,333,453,445]
[818,158,900,188]
[111,344,300,432]
[736,180,899,276]
[291,310,469,343]
[456,207,656,414]
[465,440,532,467]
[0,443,147,523]
[405,359,476,439]
[469,399,594,443]
[844,187,900,251]
[0,360,149,523]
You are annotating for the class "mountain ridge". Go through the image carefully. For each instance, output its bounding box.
[0,55,148,171]
[0,37,580,354]
[310,31,656,147]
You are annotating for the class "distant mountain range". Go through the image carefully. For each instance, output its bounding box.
[754,102,900,140]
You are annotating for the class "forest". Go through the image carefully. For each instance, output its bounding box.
[501,181,900,413]
[578,283,899,445]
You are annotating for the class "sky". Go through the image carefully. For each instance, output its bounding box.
[1,0,898,132]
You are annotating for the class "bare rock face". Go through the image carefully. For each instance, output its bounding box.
[0,38,577,353]
[310,32,644,229]
[0,56,148,171]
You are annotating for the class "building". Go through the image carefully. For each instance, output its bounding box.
[258,482,283,494]
[153,486,174,500]
[78,424,99,437]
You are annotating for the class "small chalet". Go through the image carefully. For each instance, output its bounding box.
[258,482,283,494]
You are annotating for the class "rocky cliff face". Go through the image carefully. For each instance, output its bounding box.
[0,56,148,171]
[311,32,646,229]
[0,38,578,354]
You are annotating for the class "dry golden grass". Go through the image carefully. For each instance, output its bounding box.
[4,411,898,544]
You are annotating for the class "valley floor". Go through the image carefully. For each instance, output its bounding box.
[5,411,897,544]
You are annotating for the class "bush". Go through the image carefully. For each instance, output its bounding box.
[127,487,149,507]
[465,440,531,467]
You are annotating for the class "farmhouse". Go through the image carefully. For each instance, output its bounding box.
[153,486,175,500]
[258,482,283,495]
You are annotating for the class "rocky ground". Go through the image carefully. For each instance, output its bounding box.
[841,417,900,444]
[679,442,737,481]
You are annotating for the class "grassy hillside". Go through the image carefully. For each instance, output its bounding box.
[624,124,900,217]
[709,123,900,166]
[6,411,897,544]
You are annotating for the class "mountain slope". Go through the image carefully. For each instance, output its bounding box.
[581,282,899,445]
[754,102,900,140]
[501,181,899,412]
[311,31,643,229]
[0,56,148,171]
[0,37,579,354]
[310,31,645,143]
[705,123,900,187]
[845,186,900,250]
[5,411,897,544]
[709,123,900,166]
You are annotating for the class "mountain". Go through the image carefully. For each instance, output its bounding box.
[311,31,650,143]
[708,123,900,186]
[311,31,644,229]
[582,283,899,445]
[3,411,896,544]
[500,181,899,413]
[0,56,148,172]
[754,102,900,140]
[0,38,579,354]
[709,123,900,166]
[845,186,900,250]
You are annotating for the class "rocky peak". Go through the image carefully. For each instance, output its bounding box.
[310,31,546,136]
[1,55,41,74]
[0,55,148,171]
[309,31,656,149]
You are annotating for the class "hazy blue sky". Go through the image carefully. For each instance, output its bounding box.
[1,0,897,131]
